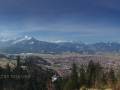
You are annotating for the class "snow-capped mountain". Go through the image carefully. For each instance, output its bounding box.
[12,36,32,44]
[0,36,120,54]
[0,36,76,54]
[51,40,87,49]
[0,36,34,48]
[51,40,120,52]
[89,42,120,51]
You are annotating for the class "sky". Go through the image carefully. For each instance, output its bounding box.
[0,0,120,43]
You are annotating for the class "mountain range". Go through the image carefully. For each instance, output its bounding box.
[0,36,120,54]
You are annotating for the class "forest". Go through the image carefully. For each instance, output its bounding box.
[0,55,120,90]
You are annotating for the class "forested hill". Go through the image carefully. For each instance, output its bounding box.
[54,61,120,90]
[0,55,57,90]
[1,55,120,90]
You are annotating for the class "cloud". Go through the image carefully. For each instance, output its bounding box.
[0,19,119,38]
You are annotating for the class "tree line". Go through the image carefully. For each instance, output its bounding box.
[54,60,120,90]
[1,55,120,90]
[0,55,55,90]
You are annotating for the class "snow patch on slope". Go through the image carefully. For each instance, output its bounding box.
[51,40,73,43]
[12,36,32,44]
[29,42,34,44]
[0,38,12,42]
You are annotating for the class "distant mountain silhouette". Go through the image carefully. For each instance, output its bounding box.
[0,36,120,54]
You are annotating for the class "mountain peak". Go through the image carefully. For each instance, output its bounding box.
[21,36,32,40]
[107,41,118,44]
[12,36,33,44]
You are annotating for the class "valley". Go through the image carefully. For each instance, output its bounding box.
[40,52,120,76]
[1,51,120,77]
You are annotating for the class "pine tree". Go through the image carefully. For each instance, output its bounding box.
[86,60,95,87]
[94,62,102,88]
[0,66,4,89]
[79,64,85,88]
[64,63,79,90]
[108,68,115,84]
[4,63,12,88]
[17,55,20,67]
[86,60,103,88]
[117,69,120,81]
[95,62,101,80]
[14,55,25,90]
[101,71,107,87]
